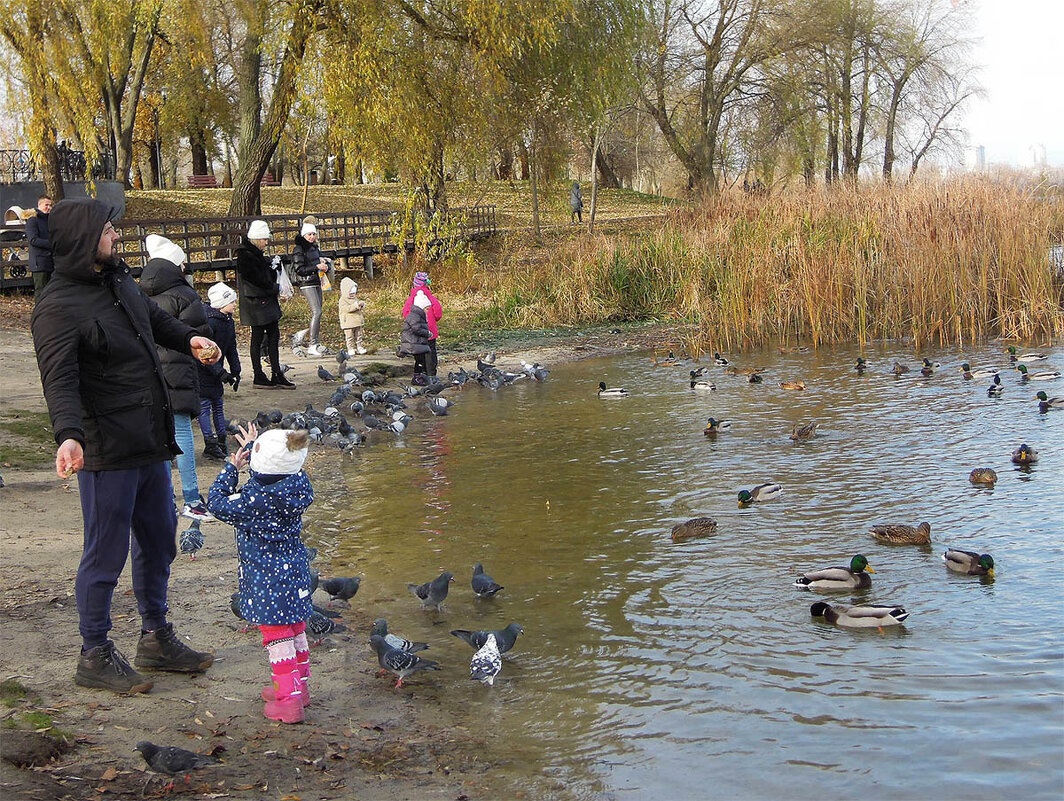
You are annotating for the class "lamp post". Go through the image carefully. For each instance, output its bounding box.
[154,89,167,189]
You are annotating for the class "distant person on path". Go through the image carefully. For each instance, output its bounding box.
[570,181,583,224]
[400,271,442,377]
[206,424,315,724]
[140,234,215,534]
[338,277,368,355]
[198,282,241,461]
[26,195,54,296]
[291,221,333,356]
[30,197,219,694]
[400,290,433,380]
[236,220,294,389]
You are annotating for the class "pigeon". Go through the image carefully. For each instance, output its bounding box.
[135,741,219,781]
[469,633,502,686]
[407,571,454,610]
[450,623,523,654]
[305,546,319,564]
[307,607,347,643]
[370,634,441,688]
[291,328,309,348]
[318,365,337,382]
[361,411,390,431]
[179,523,204,559]
[370,619,429,653]
[335,348,349,364]
[427,396,452,416]
[320,576,361,606]
[471,562,504,598]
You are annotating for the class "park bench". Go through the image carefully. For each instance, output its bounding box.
[260,172,280,186]
[186,174,218,189]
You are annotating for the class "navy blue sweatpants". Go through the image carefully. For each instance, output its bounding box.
[76,461,178,649]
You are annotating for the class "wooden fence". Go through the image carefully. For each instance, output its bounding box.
[0,205,497,291]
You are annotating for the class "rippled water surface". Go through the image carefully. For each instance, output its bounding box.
[310,343,1064,800]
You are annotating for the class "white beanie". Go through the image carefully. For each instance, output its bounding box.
[247,219,271,240]
[300,222,318,237]
[250,429,309,475]
[207,282,237,309]
[145,234,186,267]
[413,290,430,310]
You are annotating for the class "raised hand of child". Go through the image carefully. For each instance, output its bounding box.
[230,422,258,469]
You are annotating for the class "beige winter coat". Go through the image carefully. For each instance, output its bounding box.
[338,276,366,328]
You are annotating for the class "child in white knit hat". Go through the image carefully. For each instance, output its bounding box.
[206,424,315,724]
[338,276,368,355]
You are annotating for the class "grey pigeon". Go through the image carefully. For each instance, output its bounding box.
[318,365,337,382]
[469,633,502,686]
[135,741,219,776]
[320,576,361,606]
[471,562,504,598]
[450,623,523,654]
[370,634,441,688]
[407,571,454,610]
[427,396,452,416]
[307,608,347,643]
[179,523,204,559]
[370,619,429,653]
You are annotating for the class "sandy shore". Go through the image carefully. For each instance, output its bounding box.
[0,320,673,801]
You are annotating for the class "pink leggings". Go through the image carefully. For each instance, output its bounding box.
[259,620,307,647]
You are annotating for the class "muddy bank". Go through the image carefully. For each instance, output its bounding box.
[0,319,677,801]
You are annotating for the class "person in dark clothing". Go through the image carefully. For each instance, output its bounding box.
[26,195,54,296]
[569,181,583,224]
[236,220,294,389]
[399,291,433,379]
[30,197,220,694]
[198,282,241,461]
[290,222,332,356]
[140,234,214,527]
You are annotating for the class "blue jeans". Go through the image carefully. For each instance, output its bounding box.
[198,397,226,439]
[173,413,201,505]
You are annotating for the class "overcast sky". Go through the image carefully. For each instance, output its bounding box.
[962,0,1064,167]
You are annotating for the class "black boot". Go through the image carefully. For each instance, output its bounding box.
[215,433,229,456]
[271,373,296,389]
[202,436,225,461]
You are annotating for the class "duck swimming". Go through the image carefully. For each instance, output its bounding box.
[794,554,875,591]
[968,468,998,486]
[920,358,939,377]
[748,373,764,384]
[689,371,716,391]
[987,374,1004,397]
[790,421,819,441]
[713,352,729,366]
[869,522,931,545]
[809,602,908,629]
[943,548,995,578]
[1007,346,1048,363]
[855,357,867,373]
[670,517,719,542]
[892,361,910,375]
[704,417,732,435]
[737,483,782,506]
[1011,443,1038,464]
[1036,390,1063,412]
[598,381,629,398]
[1015,364,1061,381]
[779,380,806,390]
[960,363,997,380]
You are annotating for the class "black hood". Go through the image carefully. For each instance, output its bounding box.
[140,257,188,296]
[49,198,119,281]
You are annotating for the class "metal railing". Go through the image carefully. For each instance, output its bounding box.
[0,147,111,184]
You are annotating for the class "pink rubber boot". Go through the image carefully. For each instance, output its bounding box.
[263,669,304,723]
[261,660,310,706]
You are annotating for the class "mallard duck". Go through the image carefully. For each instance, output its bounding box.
[779,380,806,390]
[725,366,764,376]
[1011,443,1038,464]
[598,381,629,398]
[737,483,782,507]
[778,346,810,354]
[891,361,910,375]
[987,374,1004,397]
[870,522,931,545]
[704,417,732,435]
[1015,364,1061,381]
[689,371,716,391]
[961,363,997,380]
[670,516,719,542]
[1036,390,1063,412]
[968,468,998,486]
[920,358,939,377]
[690,366,709,378]
[943,548,995,578]
[1007,346,1048,363]
[794,554,875,590]
[713,352,729,366]
[855,357,867,373]
[653,350,679,367]
[810,602,908,629]
[748,373,764,384]
[790,421,819,441]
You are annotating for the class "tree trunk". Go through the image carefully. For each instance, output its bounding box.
[496,146,513,180]
[517,141,530,181]
[595,146,622,189]
[189,129,209,176]
[589,127,601,234]
[147,141,161,188]
[529,137,541,242]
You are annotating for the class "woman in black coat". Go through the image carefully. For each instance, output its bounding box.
[291,222,331,355]
[236,220,293,388]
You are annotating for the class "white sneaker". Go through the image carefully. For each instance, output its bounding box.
[356,347,368,355]
[307,343,325,357]
[181,499,215,522]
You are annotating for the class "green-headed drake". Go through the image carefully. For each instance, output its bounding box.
[810,602,908,628]
[1036,390,1062,412]
[737,483,782,507]
[794,554,875,591]
[704,417,732,435]
[961,363,997,380]
[943,548,995,578]
[1016,364,1061,381]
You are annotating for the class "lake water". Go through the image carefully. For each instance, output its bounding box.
[309,342,1064,800]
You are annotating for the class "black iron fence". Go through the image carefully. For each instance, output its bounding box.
[0,147,111,184]
[1,205,498,290]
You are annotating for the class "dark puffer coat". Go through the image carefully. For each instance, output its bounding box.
[236,237,281,327]
[139,257,210,415]
[30,198,197,471]
[26,211,53,274]
[399,307,431,356]
[290,234,324,288]
[197,303,241,400]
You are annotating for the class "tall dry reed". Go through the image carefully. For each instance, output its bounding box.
[470,180,1064,350]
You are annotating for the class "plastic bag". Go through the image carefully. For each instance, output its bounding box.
[276,258,295,301]
[320,257,334,291]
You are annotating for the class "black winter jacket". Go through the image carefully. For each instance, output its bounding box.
[290,234,325,288]
[399,307,431,355]
[31,198,197,471]
[197,302,241,400]
[26,211,53,274]
[235,237,282,327]
[140,257,210,414]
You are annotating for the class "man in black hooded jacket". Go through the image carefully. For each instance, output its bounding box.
[31,197,221,694]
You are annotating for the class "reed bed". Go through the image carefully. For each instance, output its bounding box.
[468,180,1064,351]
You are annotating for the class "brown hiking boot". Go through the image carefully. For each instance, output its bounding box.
[75,641,153,694]
[134,623,214,673]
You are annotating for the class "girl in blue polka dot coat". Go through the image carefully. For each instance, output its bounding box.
[207,424,314,724]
